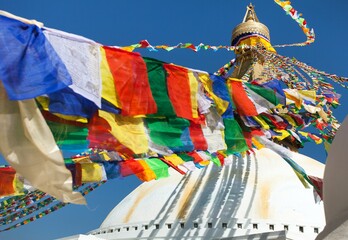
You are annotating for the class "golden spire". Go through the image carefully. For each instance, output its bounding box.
[243,3,260,22]
[231,4,271,46]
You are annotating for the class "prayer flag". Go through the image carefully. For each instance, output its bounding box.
[245,83,280,108]
[81,163,105,183]
[210,74,234,118]
[223,118,249,153]
[261,80,286,105]
[47,87,98,119]
[146,117,194,152]
[163,154,185,166]
[98,110,148,154]
[47,121,89,158]
[164,64,198,121]
[197,73,229,116]
[44,28,102,108]
[189,122,208,150]
[88,112,134,156]
[102,161,120,180]
[143,57,176,117]
[0,167,23,197]
[0,16,72,100]
[228,80,258,116]
[119,160,144,177]
[136,160,156,181]
[103,47,157,116]
[145,158,169,179]
[100,47,122,114]
[0,84,85,204]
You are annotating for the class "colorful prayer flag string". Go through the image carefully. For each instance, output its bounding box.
[120,1,315,52]
[0,182,104,232]
[273,0,315,47]
[0,2,345,231]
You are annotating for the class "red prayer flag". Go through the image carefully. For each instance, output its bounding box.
[75,163,82,187]
[308,175,323,200]
[164,64,195,120]
[243,132,253,149]
[229,81,258,116]
[0,167,16,197]
[103,47,157,116]
[189,122,208,150]
[187,151,204,163]
[216,152,225,166]
[119,159,145,177]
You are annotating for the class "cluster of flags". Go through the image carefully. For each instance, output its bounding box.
[0,10,339,197]
[0,4,345,231]
[273,0,315,47]
[0,182,103,232]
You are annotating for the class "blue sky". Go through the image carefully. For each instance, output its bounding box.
[0,0,347,239]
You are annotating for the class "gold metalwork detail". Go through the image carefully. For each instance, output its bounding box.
[231,4,270,44]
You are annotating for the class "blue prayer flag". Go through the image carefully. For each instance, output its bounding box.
[48,87,98,118]
[210,74,234,119]
[0,15,72,100]
[261,80,286,105]
[102,161,120,179]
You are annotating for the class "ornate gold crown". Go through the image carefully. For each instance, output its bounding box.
[231,4,271,46]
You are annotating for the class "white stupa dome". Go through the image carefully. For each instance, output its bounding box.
[86,148,325,240]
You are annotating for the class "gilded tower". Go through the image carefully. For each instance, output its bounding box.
[230,4,275,80]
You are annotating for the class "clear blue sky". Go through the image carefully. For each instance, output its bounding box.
[0,0,347,239]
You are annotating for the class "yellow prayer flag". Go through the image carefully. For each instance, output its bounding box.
[12,174,24,196]
[187,71,199,119]
[253,116,270,130]
[101,151,111,161]
[136,160,156,182]
[100,47,122,109]
[298,131,309,137]
[293,169,310,189]
[274,130,291,141]
[81,163,103,183]
[98,110,148,154]
[120,46,135,52]
[284,90,302,109]
[299,90,316,103]
[318,108,329,123]
[252,137,264,150]
[163,154,185,166]
[198,160,210,167]
[281,114,297,127]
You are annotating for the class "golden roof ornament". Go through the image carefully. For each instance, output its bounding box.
[231,3,271,46]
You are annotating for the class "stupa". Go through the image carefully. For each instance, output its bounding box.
[60,4,326,240]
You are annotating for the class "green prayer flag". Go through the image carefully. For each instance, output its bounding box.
[145,158,169,179]
[47,121,89,155]
[204,151,221,166]
[47,121,88,143]
[177,153,194,162]
[223,118,248,153]
[146,117,189,148]
[245,82,280,106]
[143,57,176,117]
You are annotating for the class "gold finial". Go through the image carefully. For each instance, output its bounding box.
[231,4,271,46]
[243,4,260,22]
